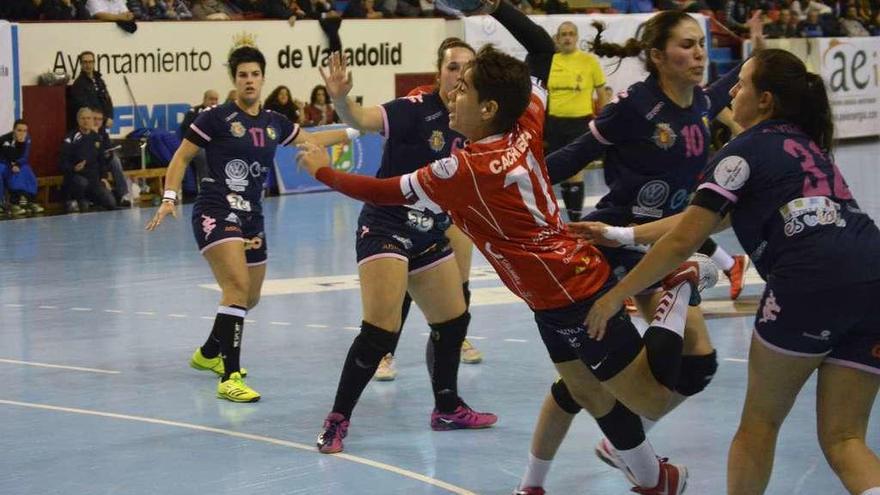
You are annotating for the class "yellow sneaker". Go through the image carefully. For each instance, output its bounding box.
[373,353,397,381]
[190,347,247,377]
[460,339,483,364]
[217,372,261,403]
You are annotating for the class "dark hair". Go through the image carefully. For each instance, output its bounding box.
[436,37,475,74]
[227,46,266,80]
[590,10,696,77]
[310,85,329,105]
[750,49,834,152]
[13,119,27,128]
[468,44,531,134]
[265,85,298,120]
[78,51,95,62]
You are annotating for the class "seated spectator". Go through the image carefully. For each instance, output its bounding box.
[840,5,871,36]
[799,8,825,36]
[86,0,136,20]
[156,0,192,18]
[764,8,799,37]
[390,0,424,16]
[127,0,163,19]
[91,107,131,207]
[542,0,569,13]
[265,86,305,124]
[40,0,90,19]
[343,0,386,18]
[790,0,830,20]
[1,0,41,20]
[0,120,44,217]
[304,85,338,127]
[60,108,117,213]
[190,0,234,19]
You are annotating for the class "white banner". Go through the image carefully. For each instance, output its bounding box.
[0,21,16,134]
[16,19,448,137]
[817,37,880,139]
[463,13,709,97]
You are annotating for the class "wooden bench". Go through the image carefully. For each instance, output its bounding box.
[37,167,168,210]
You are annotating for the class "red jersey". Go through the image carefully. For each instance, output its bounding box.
[400,82,610,310]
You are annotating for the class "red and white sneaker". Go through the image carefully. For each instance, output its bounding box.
[513,487,545,495]
[661,253,718,306]
[630,458,688,495]
[431,401,498,431]
[594,438,639,486]
[724,254,750,300]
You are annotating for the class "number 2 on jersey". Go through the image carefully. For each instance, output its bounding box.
[503,152,557,226]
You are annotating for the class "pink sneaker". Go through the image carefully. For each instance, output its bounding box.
[630,458,688,495]
[513,487,545,495]
[316,412,349,454]
[430,401,498,431]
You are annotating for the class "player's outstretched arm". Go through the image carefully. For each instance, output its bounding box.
[490,0,555,82]
[320,52,385,133]
[145,139,200,231]
[295,127,359,148]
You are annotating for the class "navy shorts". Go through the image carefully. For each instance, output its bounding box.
[355,209,454,274]
[192,206,267,266]
[754,280,880,375]
[533,280,644,381]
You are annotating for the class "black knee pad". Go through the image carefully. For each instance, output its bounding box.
[675,351,718,396]
[359,321,399,358]
[550,378,582,414]
[643,326,683,390]
[429,311,469,353]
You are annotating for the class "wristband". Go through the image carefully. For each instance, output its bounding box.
[345,128,360,141]
[603,226,635,246]
[162,190,178,204]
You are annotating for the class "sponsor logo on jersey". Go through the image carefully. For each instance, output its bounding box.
[266,126,277,141]
[645,102,664,120]
[224,212,240,224]
[488,129,533,174]
[430,157,458,179]
[429,130,446,152]
[637,180,670,209]
[758,290,781,324]
[802,330,832,341]
[225,159,250,192]
[652,123,677,150]
[713,155,750,191]
[201,214,216,240]
[230,122,246,138]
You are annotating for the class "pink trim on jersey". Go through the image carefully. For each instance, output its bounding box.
[358,252,408,266]
[281,125,301,146]
[247,259,268,267]
[528,251,576,304]
[408,252,455,275]
[824,358,880,376]
[589,120,612,145]
[379,105,390,138]
[753,329,831,358]
[200,237,244,255]
[190,124,212,142]
[698,183,739,203]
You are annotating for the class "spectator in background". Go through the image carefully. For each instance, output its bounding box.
[658,0,709,12]
[127,0,162,19]
[0,120,44,217]
[225,89,237,103]
[179,89,219,185]
[296,0,342,51]
[304,84,338,126]
[190,0,234,19]
[790,0,830,20]
[343,0,386,18]
[542,0,570,13]
[40,0,90,19]
[68,51,115,132]
[764,8,799,37]
[508,0,534,14]
[799,8,825,36]
[60,108,117,213]
[840,5,871,36]
[85,0,136,20]
[157,0,192,18]
[1,0,41,20]
[265,86,305,125]
[870,11,880,35]
[91,107,131,207]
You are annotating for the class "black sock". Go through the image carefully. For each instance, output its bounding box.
[643,326,684,390]
[461,281,471,308]
[429,312,469,413]
[697,237,717,257]
[200,308,229,358]
[214,305,247,380]
[595,401,646,450]
[560,181,585,222]
[391,292,413,356]
[331,321,398,419]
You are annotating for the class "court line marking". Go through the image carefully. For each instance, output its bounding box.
[0,358,120,374]
[70,307,92,311]
[724,358,748,363]
[0,399,477,495]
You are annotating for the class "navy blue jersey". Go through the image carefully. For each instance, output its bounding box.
[186,101,299,214]
[360,90,465,232]
[591,72,735,221]
[695,120,880,290]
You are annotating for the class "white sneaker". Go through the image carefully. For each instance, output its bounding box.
[374,353,397,381]
[594,438,639,486]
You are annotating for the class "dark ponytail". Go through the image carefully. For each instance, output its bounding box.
[589,10,695,77]
[751,49,834,153]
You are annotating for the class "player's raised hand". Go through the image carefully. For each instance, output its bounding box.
[296,141,331,177]
[319,52,353,102]
[747,10,766,52]
[145,200,177,231]
[568,221,622,247]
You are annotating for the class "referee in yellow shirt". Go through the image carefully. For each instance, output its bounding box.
[546,21,608,221]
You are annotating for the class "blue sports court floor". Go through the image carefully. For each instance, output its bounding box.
[2,140,879,495]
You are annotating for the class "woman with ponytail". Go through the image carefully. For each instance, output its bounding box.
[581,48,880,495]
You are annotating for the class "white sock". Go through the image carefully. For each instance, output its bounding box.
[641,417,657,433]
[617,439,661,488]
[860,488,880,495]
[711,246,735,271]
[650,283,691,338]
[520,452,552,489]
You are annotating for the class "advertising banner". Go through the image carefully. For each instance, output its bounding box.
[817,37,880,138]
